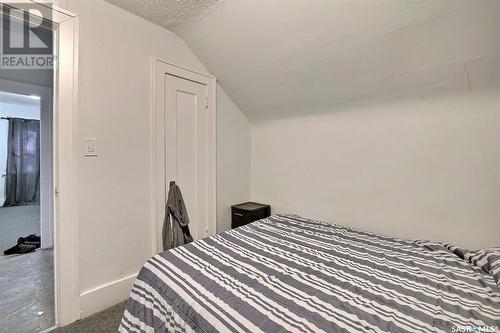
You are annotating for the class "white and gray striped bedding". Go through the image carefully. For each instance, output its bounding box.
[460,247,500,286]
[119,214,500,333]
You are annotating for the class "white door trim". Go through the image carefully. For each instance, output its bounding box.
[152,58,217,255]
[55,10,80,326]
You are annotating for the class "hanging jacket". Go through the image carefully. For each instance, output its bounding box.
[162,184,193,250]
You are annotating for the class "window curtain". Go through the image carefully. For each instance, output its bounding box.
[3,118,40,207]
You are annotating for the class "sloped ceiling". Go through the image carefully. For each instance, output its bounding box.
[106,0,499,121]
[105,0,224,34]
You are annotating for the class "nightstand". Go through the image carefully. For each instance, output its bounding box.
[231,202,271,229]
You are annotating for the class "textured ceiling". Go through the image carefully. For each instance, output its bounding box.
[108,0,499,122]
[105,0,224,34]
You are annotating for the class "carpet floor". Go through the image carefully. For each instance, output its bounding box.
[53,301,127,333]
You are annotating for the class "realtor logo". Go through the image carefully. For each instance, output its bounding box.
[0,3,55,69]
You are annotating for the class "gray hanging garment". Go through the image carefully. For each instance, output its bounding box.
[162,184,193,250]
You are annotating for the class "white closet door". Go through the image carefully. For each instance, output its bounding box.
[165,74,210,241]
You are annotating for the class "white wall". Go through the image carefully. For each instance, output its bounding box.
[64,0,250,317]
[216,85,251,232]
[251,55,500,250]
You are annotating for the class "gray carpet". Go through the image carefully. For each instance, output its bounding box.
[53,301,127,333]
[0,206,40,256]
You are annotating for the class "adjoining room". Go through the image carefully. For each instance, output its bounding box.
[0,6,55,331]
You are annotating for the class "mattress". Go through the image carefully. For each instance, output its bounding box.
[119,214,500,333]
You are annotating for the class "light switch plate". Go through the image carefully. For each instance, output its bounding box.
[84,138,98,157]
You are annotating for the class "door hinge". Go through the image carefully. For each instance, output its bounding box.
[205,97,209,110]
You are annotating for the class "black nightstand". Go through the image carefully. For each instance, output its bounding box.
[231,202,271,229]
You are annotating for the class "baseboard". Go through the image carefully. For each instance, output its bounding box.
[79,272,137,318]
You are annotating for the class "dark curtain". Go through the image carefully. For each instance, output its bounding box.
[3,118,40,207]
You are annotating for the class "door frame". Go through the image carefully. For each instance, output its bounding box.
[1,1,81,327]
[152,58,217,254]
[55,7,80,326]
[0,1,79,327]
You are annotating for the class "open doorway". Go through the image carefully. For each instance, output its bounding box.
[0,3,55,331]
[0,86,54,332]
[0,2,80,328]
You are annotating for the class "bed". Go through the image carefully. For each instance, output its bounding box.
[119,214,500,333]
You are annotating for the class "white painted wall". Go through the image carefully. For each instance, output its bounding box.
[64,0,250,317]
[216,85,251,232]
[251,55,500,250]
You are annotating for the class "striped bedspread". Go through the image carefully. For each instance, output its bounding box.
[120,215,500,333]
